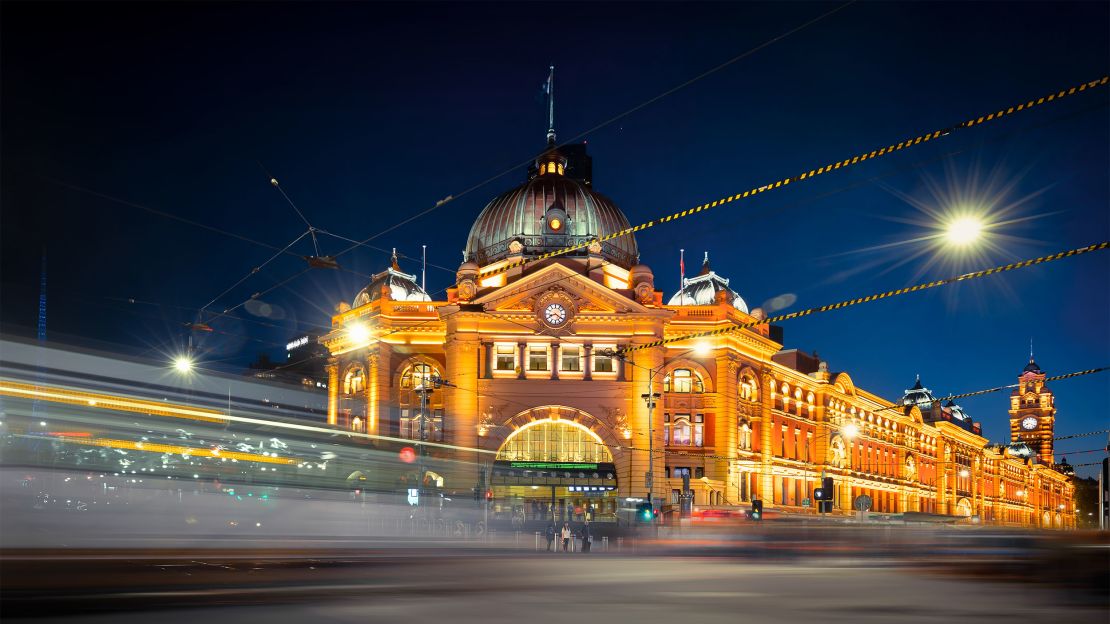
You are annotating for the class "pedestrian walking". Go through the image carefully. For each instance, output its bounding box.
[580,520,592,553]
[545,522,556,551]
[561,522,571,552]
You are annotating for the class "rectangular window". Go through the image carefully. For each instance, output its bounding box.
[593,344,615,373]
[528,345,549,371]
[560,346,581,372]
[663,413,671,445]
[793,429,800,460]
[673,467,691,478]
[495,344,516,371]
[672,489,681,504]
[693,414,704,447]
[694,467,705,479]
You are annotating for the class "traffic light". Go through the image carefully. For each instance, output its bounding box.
[751,499,763,521]
[637,502,654,522]
[485,490,493,501]
[814,487,827,500]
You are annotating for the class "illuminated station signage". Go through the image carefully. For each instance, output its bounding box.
[286,336,309,352]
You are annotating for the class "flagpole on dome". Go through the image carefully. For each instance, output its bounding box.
[679,248,686,306]
[545,65,556,146]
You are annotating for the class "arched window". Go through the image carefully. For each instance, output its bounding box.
[666,413,704,447]
[495,419,613,464]
[738,421,752,450]
[343,367,366,395]
[739,376,758,402]
[398,361,444,441]
[351,416,363,432]
[664,368,704,393]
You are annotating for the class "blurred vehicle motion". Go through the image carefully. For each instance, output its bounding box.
[0,338,490,548]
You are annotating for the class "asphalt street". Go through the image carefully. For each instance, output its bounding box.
[4,555,1106,624]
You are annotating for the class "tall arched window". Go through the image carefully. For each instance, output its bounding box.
[398,362,444,441]
[739,375,759,402]
[664,368,704,393]
[343,367,366,395]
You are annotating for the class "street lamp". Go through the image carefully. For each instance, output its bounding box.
[944,215,984,246]
[173,356,194,374]
[641,390,661,502]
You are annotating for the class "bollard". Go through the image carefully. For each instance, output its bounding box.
[535,532,540,551]
[603,536,609,552]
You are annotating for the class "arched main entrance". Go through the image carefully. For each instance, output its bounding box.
[488,409,620,525]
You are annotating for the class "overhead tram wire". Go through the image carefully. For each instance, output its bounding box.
[872,367,1110,414]
[478,75,1110,280]
[1055,430,1110,441]
[328,2,857,260]
[320,101,1110,363]
[616,242,1109,356]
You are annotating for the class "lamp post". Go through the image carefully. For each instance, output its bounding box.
[609,342,709,522]
[414,379,434,513]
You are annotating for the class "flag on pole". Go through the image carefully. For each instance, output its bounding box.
[541,66,553,94]
[679,249,685,305]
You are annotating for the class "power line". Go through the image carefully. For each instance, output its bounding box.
[619,242,1109,355]
[330,1,857,259]
[479,75,1110,279]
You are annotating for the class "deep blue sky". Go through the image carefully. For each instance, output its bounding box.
[2,2,1107,474]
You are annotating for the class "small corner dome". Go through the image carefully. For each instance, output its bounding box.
[902,375,936,407]
[944,400,971,422]
[352,250,431,307]
[1023,357,1043,374]
[667,252,749,313]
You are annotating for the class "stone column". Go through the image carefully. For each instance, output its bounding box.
[759,368,774,507]
[517,342,526,379]
[366,352,379,434]
[483,342,493,379]
[551,343,560,380]
[714,355,738,496]
[326,359,339,426]
[936,438,949,515]
[445,334,481,486]
[583,343,593,381]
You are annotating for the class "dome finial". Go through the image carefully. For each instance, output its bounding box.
[700,251,711,275]
[391,248,399,271]
[1029,337,1034,362]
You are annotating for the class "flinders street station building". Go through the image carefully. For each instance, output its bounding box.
[321,137,1075,530]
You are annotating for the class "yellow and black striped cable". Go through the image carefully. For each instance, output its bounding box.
[478,75,1109,280]
[618,242,1109,355]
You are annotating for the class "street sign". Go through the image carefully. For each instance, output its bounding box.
[853,494,873,511]
[645,471,653,491]
[802,498,811,507]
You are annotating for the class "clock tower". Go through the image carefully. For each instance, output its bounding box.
[1009,354,1056,464]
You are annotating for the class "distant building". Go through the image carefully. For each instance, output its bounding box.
[247,333,329,390]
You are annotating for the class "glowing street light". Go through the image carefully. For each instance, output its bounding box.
[346,322,371,346]
[959,468,971,478]
[692,342,712,357]
[842,423,859,439]
[173,356,194,374]
[945,215,983,246]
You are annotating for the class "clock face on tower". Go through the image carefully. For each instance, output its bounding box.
[543,303,568,327]
[1021,416,1038,431]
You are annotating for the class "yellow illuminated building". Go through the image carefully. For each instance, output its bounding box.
[321,141,1074,529]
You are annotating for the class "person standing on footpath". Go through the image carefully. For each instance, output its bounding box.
[580,520,592,553]
[561,522,571,552]
[545,522,556,551]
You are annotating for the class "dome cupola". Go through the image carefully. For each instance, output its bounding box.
[352,249,430,307]
[667,252,749,312]
[464,142,638,269]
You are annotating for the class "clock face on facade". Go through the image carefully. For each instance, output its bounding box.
[543,303,568,326]
[1021,416,1038,431]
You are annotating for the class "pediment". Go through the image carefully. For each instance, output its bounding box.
[473,263,651,316]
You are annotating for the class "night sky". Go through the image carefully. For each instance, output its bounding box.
[2,2,1107,474]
